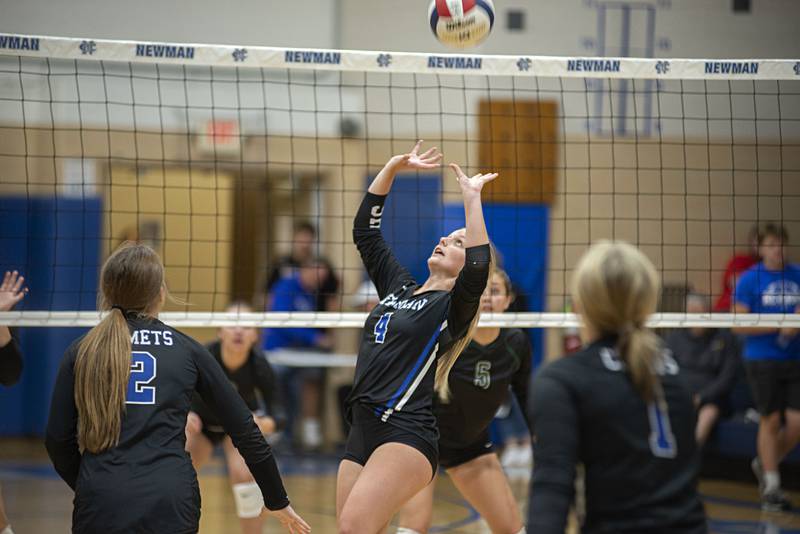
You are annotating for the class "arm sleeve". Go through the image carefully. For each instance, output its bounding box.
[254,354,288,431]
[352,192,415,299]
[194,345,290,510]
[698,332,741,405]
[44,347,81,490]
[0,338,23,386]
[527,370,579,533]
[510,331,533,422]
[446,244,491,339]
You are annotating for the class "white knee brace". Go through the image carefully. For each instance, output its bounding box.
[396,529,423,534]
[232,482,264,519]
[515,528,527,534]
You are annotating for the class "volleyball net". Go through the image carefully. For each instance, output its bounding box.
[0,34,798,329]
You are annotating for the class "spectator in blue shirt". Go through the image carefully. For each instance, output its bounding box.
[264,259,333,450]
[733,223,800,511]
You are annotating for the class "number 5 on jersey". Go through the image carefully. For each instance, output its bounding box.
[127,351,157,405]
[374,312,393,344]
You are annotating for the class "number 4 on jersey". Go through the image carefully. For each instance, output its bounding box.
[127,351,157,405]
[374,312,393,344]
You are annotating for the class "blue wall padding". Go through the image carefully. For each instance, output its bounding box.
[375,175,443,284]
[0,196,101,435]
[443,202,550,369]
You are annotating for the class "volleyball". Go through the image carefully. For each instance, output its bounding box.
[428,0,495,49]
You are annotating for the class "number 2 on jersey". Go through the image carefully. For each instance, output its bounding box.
[127,351,157,405]
[374,312,393,344]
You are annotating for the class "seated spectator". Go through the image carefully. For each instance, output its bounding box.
[665,293,741,445]
[265,221,340,312]
[714,223,760,312]
[264,259,333,451]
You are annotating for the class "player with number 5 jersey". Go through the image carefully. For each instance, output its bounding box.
[398,268,531,534]
[527,241,707,533]
[45,243,310,534]
[336,141,493,534]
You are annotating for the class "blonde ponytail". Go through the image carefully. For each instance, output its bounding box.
[74,243,166,453]
[617,325,662,403]
[572,241,661,402]
[435,246,495,401]
[75,308,132,452]
[435,310,481,402]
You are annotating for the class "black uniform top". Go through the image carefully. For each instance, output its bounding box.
[436,328,531,449]
[665,328,740,406]
[0,337,23,386]
[190,340,286,433]
[347,192,491,447]
[45,314,289,534]
[528,337,707,534]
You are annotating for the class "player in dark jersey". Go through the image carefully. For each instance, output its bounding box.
[185,301,286,534]
[336,142,494,534]
[45,243,309,534]
[0,271,26,387]
[527,241,707,533]
[397,268,530,534]
[0,270,27,534]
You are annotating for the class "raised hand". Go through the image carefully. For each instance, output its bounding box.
[391,140,443,172]
[449,163,498,198]
[266,504,311,534]
[0,271,28,312]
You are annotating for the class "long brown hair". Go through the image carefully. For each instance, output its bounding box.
[74,243,165,453]
[435,246,495,401]
[571,241,661,402]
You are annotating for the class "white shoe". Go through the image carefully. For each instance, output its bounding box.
[500,445,519,469]
[301,418,322,449]
[515,444,533,467]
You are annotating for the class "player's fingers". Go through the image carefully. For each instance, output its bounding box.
[449,163,466,179]
[421,152,443,163]
[481,172,499,183]
[410,139,423,155]
[11,275,24,294]
[1,271,10,290]
[418,146,438,159]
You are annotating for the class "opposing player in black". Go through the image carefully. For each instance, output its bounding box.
[45,243,309,534]
[185,301,286,534]
[0,270,26,387]
[336,142,494,534]
[398,268,530,534]
[527,241,707,533]
[0,270,27,534]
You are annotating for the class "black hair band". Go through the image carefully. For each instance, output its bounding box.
[111,305,127,314]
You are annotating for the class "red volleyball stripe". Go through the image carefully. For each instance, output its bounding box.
[435,0,452,17]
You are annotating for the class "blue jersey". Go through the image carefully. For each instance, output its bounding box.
[264,274,322,351]
[734,263,800,361]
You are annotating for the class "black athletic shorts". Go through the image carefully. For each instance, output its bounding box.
[745,359,800,416]
[343,403,438,479]
[439,429,494,469]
